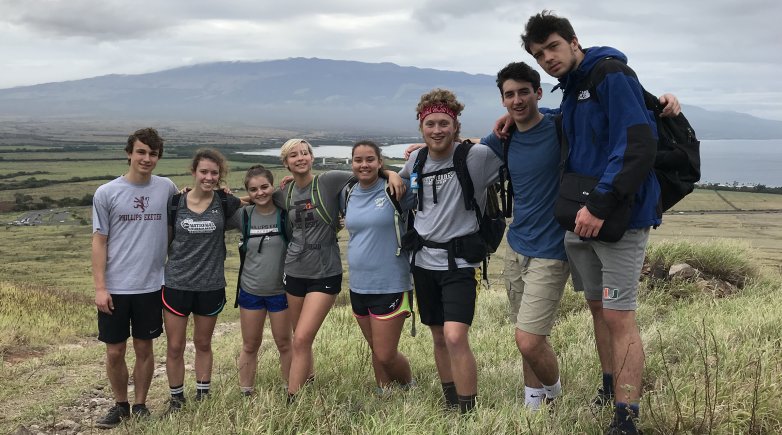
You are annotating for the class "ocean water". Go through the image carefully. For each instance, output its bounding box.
[241,139,782,187]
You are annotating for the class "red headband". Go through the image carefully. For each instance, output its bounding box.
[417,104,457,122]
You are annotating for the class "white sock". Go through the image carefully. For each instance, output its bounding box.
[543,378,562,400]
[524,386,545,410]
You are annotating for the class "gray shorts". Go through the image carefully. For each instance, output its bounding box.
[504,247,569,336]
[564,228,650,311]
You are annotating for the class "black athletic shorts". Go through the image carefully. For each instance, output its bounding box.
[412,267,477,326]
[284,274,342,297]
[162,287,226,317]
[97,289,163,344]
[350,290,413,320]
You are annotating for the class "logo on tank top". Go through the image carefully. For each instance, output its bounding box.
[133,196,149,213]
[180,218,217,233]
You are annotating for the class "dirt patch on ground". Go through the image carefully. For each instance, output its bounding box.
[9,321,239,434]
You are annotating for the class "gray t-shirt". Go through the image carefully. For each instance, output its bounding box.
[227,205,286,297]
[399,144,503,270]
[165,192,241,292]
[277,171,354,279]
[92,175,178,295]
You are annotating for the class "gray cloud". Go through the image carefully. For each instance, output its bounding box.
[0,0,779,120]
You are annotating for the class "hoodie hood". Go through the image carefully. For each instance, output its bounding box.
[555,46,628,96]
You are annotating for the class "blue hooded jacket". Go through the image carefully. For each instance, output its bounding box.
[555,46,662,229]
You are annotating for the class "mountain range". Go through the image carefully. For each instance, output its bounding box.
[0,57,780,140]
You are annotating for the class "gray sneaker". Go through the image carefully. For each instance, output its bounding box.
[95,404,130,429]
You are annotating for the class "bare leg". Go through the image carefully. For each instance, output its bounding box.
[163,311,189,388]
[442,321,477,396]
[287,292,336,394]
[105,342,129,402]
[515,329,559,387]
[131,338,154,404]
[238,307,267,390]
[192,314,218,384]
[587,298,613,375]
[603,309,644,404]
[268,308,293,383]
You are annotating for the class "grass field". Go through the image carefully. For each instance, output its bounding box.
[1,149,781,433]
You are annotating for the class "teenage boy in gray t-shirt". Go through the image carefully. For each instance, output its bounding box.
[398,89,503,414]
[91,128,177,428]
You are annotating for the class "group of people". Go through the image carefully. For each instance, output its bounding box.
[91,11,680,434]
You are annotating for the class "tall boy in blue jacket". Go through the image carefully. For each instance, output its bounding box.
[521,11,666,435]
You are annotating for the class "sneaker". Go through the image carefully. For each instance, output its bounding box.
[604,414,642,435]
[195,390,210,401]
[164,397,186,416]
[130,404,151,419]
[604,424,642,435]
[95,404,130,429]
[593,387,614,407]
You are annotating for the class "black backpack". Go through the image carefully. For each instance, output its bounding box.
[587,57,701,212]
[407,140,506,276]
[234,205,289,307]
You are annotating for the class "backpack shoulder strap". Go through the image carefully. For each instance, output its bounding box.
[499,127,516,217]
[384,180,404,256]
[412,148,429,211]
[168,193,182,229]
[311,174,333,227]
[277,207,290,245]
[452,140,475,211]
[343,179,359,215]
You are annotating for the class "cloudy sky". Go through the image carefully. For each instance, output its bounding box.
[2,0,781,120]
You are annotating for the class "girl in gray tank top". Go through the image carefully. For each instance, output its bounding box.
[232,165,293,396]
[162,148,241,410]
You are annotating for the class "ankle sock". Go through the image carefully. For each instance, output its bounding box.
[602,373,614,396]
[524,386,545,410]
[615,402,640,432]
[196,380,211,399]
[169,385,185,400]
[116,401,130,410]
[441,382,458,409]
[543,378,562,401]
[458,394,477,414]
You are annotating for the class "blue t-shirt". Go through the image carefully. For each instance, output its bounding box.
[482,114,567,261]
[344,178,413,294]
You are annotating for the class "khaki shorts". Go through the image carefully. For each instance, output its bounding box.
[504,247,569,336]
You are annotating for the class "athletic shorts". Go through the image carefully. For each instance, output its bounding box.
[504,248,569,336]
[162,287,226,317]
[412,267,477,326]
[350,290,413,320]
[237,288,288,312]
[284,274,342,297]
[97,289,163,344]
[564,227,650,310]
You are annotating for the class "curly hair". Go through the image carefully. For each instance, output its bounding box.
[190,148,229,187]
[415,88,464,137]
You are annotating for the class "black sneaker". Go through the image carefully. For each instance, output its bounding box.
[131,404,151,419]
[95,404,130,429]
[164,397,186,416]
[604,414,642,435]
[593,387,614,407]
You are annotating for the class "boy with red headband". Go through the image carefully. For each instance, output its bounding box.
[399,89,503,413]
